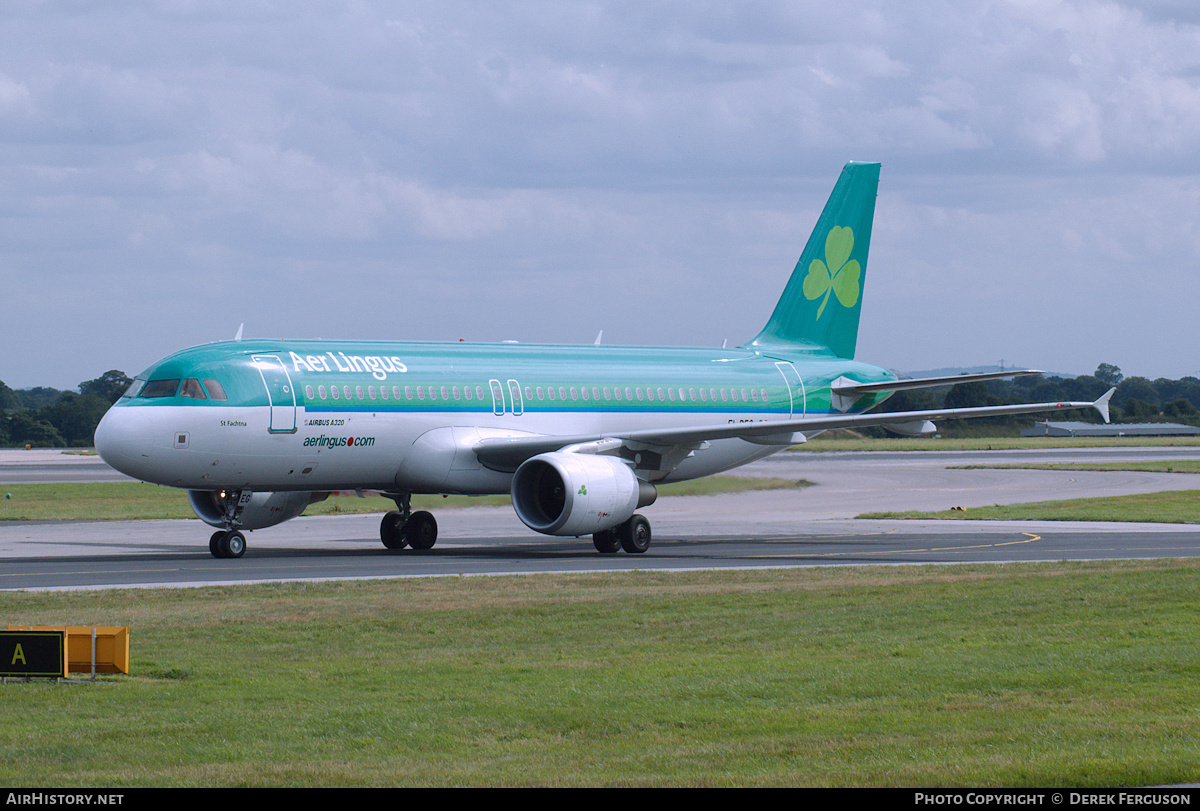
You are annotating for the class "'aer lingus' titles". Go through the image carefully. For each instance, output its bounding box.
[289,351,408,381]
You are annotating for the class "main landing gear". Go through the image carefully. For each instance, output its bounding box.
[380,493,439,551]
[592,514,651,554]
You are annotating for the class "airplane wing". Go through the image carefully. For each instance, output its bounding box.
[473,388,1115,473]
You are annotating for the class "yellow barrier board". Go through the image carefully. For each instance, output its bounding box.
[7,626,129,675]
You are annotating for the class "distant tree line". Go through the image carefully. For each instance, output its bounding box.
[0,370,131,447]
[1,363,1197,447]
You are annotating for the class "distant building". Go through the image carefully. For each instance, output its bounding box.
[1022,421,1200,438]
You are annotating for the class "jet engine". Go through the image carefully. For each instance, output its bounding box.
[187,490,331,530]
[510,452,655,536]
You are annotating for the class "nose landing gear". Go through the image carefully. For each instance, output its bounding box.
[207,489,252,559]
[210,529,247,559]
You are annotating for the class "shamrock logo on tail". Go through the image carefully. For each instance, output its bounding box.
[802,226,861,318]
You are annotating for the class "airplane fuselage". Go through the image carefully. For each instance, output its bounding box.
[97,338,896,495]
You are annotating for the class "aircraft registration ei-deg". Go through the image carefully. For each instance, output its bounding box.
[94,162,1113,559]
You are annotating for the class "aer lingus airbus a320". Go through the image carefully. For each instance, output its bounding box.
[95,162,1112,558]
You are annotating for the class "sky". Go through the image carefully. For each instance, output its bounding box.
[2,0,1199,390]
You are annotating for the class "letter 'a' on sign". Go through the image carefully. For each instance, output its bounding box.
[1,631,67,678]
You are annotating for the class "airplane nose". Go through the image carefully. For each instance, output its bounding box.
[94,406,155,480]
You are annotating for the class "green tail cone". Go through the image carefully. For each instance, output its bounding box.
[748,161,880,359]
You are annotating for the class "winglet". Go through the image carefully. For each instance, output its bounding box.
[1094,387,1115,424]
[235,323,244,341]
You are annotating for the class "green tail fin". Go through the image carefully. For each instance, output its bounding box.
[748,161,880,359]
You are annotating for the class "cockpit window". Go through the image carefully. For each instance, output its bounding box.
[203,379,228,401]
[139,379,180,398]
[180,379,207,400]
[122,379,146,399]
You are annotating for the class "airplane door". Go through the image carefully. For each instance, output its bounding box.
[489,379,506,416]
[253,355,298,433]
[774,361,806,419]
[507,379,524,416]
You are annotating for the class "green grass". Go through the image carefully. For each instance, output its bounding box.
[2,562,1198,787]
[860,489,1200,523]
[796,435,1200,452]
[0,477,811,522]
[950,460,1200,474]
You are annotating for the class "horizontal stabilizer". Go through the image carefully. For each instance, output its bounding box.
[831,369,1044,397]
[830,370,1046,412]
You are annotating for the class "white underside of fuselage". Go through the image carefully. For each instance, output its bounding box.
[97,403,790,494]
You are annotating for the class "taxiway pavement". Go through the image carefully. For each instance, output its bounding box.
[1,446,1198,590]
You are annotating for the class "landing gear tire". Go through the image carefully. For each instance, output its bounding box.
[405,511,438,550]
[617,514,651,554]
[380,511,409,549]
[592,528,621,554]
[210,530,247,559]
[223,531,247,558]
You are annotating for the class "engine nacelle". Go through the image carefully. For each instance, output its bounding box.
[188,490,331,530]
[511,452,654,536]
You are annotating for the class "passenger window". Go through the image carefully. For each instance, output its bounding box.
[140,379,180,398]
[203,379,228,401]
[180,379,207,400]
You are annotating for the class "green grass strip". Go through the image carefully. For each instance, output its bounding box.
[2,562,1199,787]
[0,477,810,522]
[796,436,1200,452]
[859,489,1200,523]
[949,460,1200,474]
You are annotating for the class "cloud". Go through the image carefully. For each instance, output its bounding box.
[1,1,1199,389]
